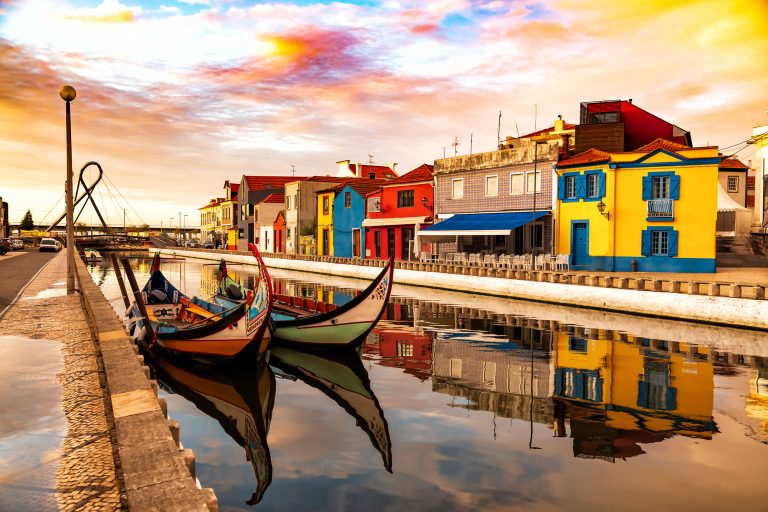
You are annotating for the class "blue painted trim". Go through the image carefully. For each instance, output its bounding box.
[569,219,590,268]
[582,170,605,202]
[587,256,714,273]
[633,148,684,164]
[647,171,676,178]
[646,216,674,222]
[609,157,721,169]
[562,172,581,202]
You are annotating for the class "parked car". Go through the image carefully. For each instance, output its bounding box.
[202,241,215,249]
[185,240,200,248]
[0,238,10,255]
[39,238,61,252]
[10,238,24,250]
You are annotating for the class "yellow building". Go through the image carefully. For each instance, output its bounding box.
[316,188,335,256]
[199,198,224,245]
[555,138,719,272]
[553,332,716,445]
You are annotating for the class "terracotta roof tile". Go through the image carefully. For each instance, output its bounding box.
[230,183,240,193]
[244,175,306,190]
[348,164,398,180]
[383,164,434,186]
[557,148,611,167]
[719,157,749,170]
[262,193,285,204]
[635,138,691,152]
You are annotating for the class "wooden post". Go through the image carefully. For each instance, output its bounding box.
[120,257,149,322]
[110,253,130,308]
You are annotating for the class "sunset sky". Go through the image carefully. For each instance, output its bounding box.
[1,0,766,228]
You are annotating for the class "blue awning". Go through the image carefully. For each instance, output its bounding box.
[419,211,548,237]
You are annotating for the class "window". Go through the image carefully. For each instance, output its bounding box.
[452,178,464,199]
[397,189,414,207]
[287,227,291,240]
[374,230,381,257]
[587,173,600,198]
[565,175,577,199]
[568,336,587,352]
[529,223,544,249]
[510,173,524,195]
[369,173,376,179]
[652,175,670,199]
[485,175,498,197]
[727,176,739,193]
[396,341,414,357]
[526,171,542,193]
[651,230,669,256]
[367,197,380,213]
[287,196,291,210]
[322,196,329,215]
[344,191,351,208]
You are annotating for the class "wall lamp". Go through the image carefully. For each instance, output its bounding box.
[597,200,609,220]
[375,200,384,213]
[421,196,433,210]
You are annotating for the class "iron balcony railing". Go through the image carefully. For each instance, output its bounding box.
[647,198,674,218]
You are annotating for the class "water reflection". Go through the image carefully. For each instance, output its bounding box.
[91,256,768,510]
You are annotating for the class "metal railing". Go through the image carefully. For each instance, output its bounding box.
[647,199,673,218]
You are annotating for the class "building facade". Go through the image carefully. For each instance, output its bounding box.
[221,180,239,250]
[273,211,285,253]
[331,181,381,258]
[0,198,8,237]
[555,138,720,272]
[237,176,302,251]
[751,121,768,233]
[254,194,284,254]
[284,177,344,255]
[316,188,336,256]
[198,198,224,246]
[364,164,434,260]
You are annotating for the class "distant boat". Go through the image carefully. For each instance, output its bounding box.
[152,355,275,506]
[217,258,394,348]
[125,243,272,364]
[270,345,392,472]
[83,248,101,261]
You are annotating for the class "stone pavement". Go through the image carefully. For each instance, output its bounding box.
[0,252,122,510]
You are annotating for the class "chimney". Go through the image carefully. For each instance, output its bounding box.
[554,115,564,133]
[336,160,351,176]
[386,162,397,172]
[356,163,362,177]
[560,134,571,160]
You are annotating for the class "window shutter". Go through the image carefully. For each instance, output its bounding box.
[557,176,565,200]
[642,176,652,200]
[641,230,651,256]
[598,172,606,198]
[668,230,678,257]
[576,175,586,198]
[670,174,680,200]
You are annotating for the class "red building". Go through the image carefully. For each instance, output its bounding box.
[364,325,433,381]
[273,210,285,253]
[363,164,434,260]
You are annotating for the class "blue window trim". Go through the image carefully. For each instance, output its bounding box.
[561,172,581,203]
[583,169,606,202]
[641,226,678,257]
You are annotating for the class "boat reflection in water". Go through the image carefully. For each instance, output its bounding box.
[270,345,393,473]
[151,343,392,506]
[152,357,275,506]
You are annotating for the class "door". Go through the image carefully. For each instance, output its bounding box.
[322,229,329,256]
[387,228,395,259]
[571,222,589,266]
[513,227,524,254]
[401,227,413,261]
[352,229,361,258]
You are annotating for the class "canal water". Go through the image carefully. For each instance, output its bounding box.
[90,254,768,512]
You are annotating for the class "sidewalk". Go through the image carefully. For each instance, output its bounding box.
[0,252,122,511]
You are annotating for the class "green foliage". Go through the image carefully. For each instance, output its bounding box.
[20,210,34,230]
[301,223,316,237]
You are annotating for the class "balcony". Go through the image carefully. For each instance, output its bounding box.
[647,199,674,219]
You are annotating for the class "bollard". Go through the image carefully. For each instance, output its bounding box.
[651,280,662,292]
[635,279,645,291]
[617,277,628,289]
[150,379,159,396]
[158,397,168,418]
[670,281,681,293]
[604,276,613,288]
[181,448,196,480]
[168,419,180,447]
[708,283,720,296]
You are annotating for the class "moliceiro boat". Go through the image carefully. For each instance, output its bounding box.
[126,243,272,364]
[218,258,394,348]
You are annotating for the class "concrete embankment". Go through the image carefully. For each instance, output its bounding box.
[74,254,218,511]
[157,249,768,331]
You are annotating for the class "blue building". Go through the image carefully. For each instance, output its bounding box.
[332,181,383,258]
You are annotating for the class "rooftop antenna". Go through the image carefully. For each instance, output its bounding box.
[497,111,502,147]
[368,154,375,164]
[470,133,473,155]
[451,136,460,156]
[534,103,538,132]
[290,164,296,177]
[515,122,520,138]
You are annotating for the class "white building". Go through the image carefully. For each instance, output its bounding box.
[751,121,768,233]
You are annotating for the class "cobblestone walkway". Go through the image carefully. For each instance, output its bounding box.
[0,253,122,511]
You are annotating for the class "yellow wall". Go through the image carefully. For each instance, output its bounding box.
[317,192,334,256]
[556,147,719,269]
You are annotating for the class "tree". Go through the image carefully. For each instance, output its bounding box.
[20,210,34,230]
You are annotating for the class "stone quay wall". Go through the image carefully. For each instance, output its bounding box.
[156,248,768,331]
[75,255,218,511]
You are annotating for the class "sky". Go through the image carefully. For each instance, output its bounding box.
[1,0,766,228]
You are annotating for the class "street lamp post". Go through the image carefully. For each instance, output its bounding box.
[60,85,76,294]
[178,211,181,241]
[183,214,188,242]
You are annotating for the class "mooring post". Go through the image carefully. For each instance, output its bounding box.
[110,253,130,308]
[120,257,149,322]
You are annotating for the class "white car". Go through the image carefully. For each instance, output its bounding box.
[39,238,61,252]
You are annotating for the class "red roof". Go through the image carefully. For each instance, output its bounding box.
[230,183,240,193]
[557,148,611,167]
[719,157,749,170]
[346,180,387,197]
[635,138,691,153]
[382,164,434,186]
[244,175,306,190]
[262,193,285,204]
[521,123,576,139]
[198,197,225,210]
